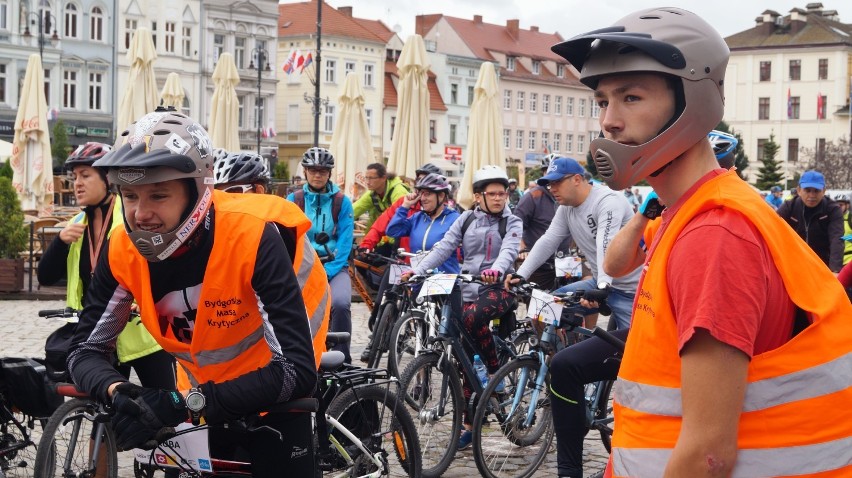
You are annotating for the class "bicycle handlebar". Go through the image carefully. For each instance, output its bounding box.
[39,307,77,318]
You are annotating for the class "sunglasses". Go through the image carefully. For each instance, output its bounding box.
[221,184,254,194]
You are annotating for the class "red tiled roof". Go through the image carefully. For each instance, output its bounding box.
[354,18,395,43]
[384,61,447,112]
[278,1,386,44]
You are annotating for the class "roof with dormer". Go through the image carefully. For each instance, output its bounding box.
[726,6,852,49]
[278,1,387,45]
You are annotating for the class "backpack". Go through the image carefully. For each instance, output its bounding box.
[459,211,507,239]
[292,189,345,233]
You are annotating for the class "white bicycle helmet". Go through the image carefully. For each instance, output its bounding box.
[473,165,510,193]
[301,147,335,169]
[214,151,270,186]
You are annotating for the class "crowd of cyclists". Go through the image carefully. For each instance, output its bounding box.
[30,5,852,477]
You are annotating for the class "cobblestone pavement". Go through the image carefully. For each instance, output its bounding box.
[2,299,609,477]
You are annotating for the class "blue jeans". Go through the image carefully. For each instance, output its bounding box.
[553,278,634,330]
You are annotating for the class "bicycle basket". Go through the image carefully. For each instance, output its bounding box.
[0,357,63,417]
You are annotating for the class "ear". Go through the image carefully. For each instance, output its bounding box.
[255,184,266,194]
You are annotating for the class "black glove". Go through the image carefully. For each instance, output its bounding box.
[112,410,160,451]
[112,382,188,440]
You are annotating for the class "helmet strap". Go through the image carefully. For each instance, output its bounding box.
[647,77,687,179]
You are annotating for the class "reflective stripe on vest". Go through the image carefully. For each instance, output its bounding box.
[611,170,852,477]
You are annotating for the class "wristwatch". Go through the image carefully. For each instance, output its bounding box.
[185,387,206,425]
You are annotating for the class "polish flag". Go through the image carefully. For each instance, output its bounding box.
[295,50,305,72]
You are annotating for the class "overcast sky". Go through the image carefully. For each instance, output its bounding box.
[310,1,838,40]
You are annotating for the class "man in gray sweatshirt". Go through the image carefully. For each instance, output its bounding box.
[508,156,640,330]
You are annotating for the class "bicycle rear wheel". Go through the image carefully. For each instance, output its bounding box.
[368,302,397,369]
[34,398,118,478]
[325,385,421,477]
[0,408,41,478]
[588,379,615,453]
[472,356,553,478]
[387,309,427,378]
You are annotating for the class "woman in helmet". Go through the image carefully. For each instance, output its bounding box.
[287,146,355,363]
[68,110,318,476]
[401,165,522,449]
[213,150,271,194]
[38,142,174,389]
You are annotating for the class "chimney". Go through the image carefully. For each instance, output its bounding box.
[789,8,807,35]
[805,2,824,13]
[507,19,519,40]
[473,15,483,24]
[339,6,352,17]
[530,25,539,32]
[760,10,780,34]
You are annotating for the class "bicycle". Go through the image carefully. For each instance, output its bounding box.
[397,273,530,478]
[471,286,626,478]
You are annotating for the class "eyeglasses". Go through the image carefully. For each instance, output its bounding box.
[305,168,330,176]
[221,184,254,194]
[545,174,579,190]
[483,191,508,199]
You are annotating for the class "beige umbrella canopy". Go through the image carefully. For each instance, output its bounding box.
[208,53,240,152]
[457,62,505,210]
[330,72,375,198]
[10,54,53,215]
[386,34,430,181]
[117,27,158,133]
[160,72,185,109]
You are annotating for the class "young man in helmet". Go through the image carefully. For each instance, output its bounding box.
[288,147,355,362]
[553,7,852,478]
[401,165,522,450]
[68,110,318,476]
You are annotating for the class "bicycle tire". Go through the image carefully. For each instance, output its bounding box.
[398,352,463,478]
[0,408,41,478]
[325,385,421,478]
[592,379,615,453]
[34,398,118,478]
[472,355,554,478]
[387,309,427,378]
[368,302,397,369]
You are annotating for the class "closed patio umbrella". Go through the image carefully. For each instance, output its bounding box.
[117,27,158,133]
[330,72,374,198]
[386,34,430,181]
[10,54,53,215]
[160,72,185,109]
[208,53,240,152]
[457,61,505,210]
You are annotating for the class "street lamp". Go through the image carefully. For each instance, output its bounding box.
[22,3,60,60]
[303,91,329,144]
[249,46,271,155]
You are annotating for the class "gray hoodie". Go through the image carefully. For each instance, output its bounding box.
[413,205,523,302]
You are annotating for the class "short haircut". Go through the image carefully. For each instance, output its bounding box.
[367,163,386,177]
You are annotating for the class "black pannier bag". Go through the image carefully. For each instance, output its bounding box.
[0,357,63,417]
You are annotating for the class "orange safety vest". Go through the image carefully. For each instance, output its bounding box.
[611,170,852,477]
[108,191,330,390]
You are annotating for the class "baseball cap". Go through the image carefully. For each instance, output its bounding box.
[537,157,586,186]
[799,170,825,190]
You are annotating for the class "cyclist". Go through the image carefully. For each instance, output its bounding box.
[507,178,522,209]
[401,165,522,450]
[352,162,410,231]
[553,7,852,476]
[68,110,318,477]
[38,142,175,389]
[214,149,331,368]
[288,147,355,363]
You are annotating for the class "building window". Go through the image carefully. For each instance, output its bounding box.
[565,134,573,152]
[150,21,156,48]
[43,68,50,105]
[758,97,770,120]
[556,64,564,78]
[789,59,800,81]
[0,64,6,103]
[237,96,244,128]
[579,98,586,117]
[529,93,537,113]
[516,91,524,111]
[344,61,355,77]
[553,133,561,153]
[817,95,827,120]
[286,104,298,132]
[591,101,600,118]
[503,90,511,110]
[88,72,103,111]
[365,108,373,133]
[164,21,175,53]
[542,94,550,114]
[449,124,457,144]
[325,59,336,83]
[790,96,800,119]
[566,97,574,116]
[234,37,245,69]
[532,60,540,75]
[818,59,828,80]
[323,104,335,132]
[555,96,562,115]
[787,138,798,163]
[64,3,77,38]
[255,97,266,130]
[0,1,7,30]
[125,19,137,49]
[759,61,771,81]
[213,34,224,62]
[182,27,191,57]
[468,85,474,106]
[429,120,436,143]
[364,64,374,87]
[503,129,510,149]
[181,96,190,116]
[507,56,515,71]
[541,132,549,152]
[89,7,103,41]
[528,131,536,151]
[62,70,77,109]
[390,116,396,139]
[516,130,524,150]
[756,138,767,162]
[577,135,585,153]
[450,83,458,104]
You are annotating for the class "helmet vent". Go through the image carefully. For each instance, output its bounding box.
[135,239,155,257]
[639,15,661,20]
[163,120,182,125]
[153,129,170,135]
[593,153,614,179]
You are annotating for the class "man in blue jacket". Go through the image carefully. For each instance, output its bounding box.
[288,147,355,361]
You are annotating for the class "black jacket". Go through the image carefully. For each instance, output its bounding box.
[777,196,845,272]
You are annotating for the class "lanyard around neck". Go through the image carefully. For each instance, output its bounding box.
[87,196,114,275]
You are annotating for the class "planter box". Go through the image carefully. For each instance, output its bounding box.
[0,258,24,292]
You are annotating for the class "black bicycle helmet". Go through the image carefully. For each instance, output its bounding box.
[415,163,442,177]
[214,151,270,186]
[65,142,113,169]
[415,173,451,193]
[301,147,335,169]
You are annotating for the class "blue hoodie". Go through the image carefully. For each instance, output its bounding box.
[387,205,461,273]
[287,182,354,278]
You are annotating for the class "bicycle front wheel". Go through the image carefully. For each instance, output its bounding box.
[34,398,118,478]
[0,409,41,478]
[387,309,427,378]
[325,385,421,478]
[472,355,554,478]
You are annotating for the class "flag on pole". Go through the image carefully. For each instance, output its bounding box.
[817,93,824,120]
[542,142,549,155]
[282,49,297,75]
[787,88,792,119]
[295,50,305,72]
[300,52,314,73]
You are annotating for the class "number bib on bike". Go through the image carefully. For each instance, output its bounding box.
[134,423,212,472]
[526,289,563,326]
[417,274,457,301]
